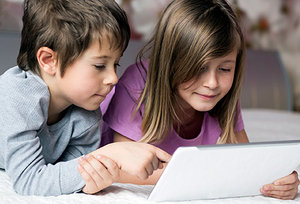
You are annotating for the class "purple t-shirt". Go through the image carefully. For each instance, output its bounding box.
[102,62,244,155]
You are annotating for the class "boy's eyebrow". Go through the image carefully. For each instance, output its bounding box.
[91,55,111,59]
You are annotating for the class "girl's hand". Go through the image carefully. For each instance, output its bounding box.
[77,154,120,194]
[91,142,171,180]
[260,171,300,200]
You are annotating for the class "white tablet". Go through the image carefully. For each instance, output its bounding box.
[148,140,300,202]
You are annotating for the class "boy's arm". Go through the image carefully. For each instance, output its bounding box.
[2,108,100,196]
[5,137,85,196]
[1,118,86,196]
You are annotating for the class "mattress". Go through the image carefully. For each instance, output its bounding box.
[1,109,300,204]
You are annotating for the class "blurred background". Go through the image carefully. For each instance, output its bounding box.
[1,0,300,112]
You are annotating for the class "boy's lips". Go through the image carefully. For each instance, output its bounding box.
[95,93,106,98]
[95,88,113,98]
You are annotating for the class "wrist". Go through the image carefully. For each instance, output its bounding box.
[90,144,120,167]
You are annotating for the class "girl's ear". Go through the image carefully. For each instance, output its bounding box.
[36,47,58,76]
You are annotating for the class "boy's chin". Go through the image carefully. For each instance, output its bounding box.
[81,103,102,111]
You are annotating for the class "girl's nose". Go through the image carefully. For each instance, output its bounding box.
[203,71,218,89]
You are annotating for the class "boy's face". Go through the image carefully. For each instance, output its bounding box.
[55,38,122,111]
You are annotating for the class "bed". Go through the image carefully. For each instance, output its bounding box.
[1,108,300,204]
[1,37,300,203]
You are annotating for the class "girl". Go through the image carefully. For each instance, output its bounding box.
[88,0,298,199]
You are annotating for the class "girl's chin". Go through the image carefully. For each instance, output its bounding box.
[192,103,216,112]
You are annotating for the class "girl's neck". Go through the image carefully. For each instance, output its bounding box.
[174,106,204,139]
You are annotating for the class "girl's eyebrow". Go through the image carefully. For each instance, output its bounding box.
[222,60,236,63]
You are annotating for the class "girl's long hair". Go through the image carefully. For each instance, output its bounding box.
[136,0,245,144]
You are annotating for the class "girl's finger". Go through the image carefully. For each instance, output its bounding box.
[145,162,154,176]
[151,157,159,171]
[266,191,297,200]
[263,189,295,197]
[273,171,299,185]
[262,183,298,192]
[261,185,298,200]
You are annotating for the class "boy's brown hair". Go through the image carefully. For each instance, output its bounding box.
[17,0,130,76]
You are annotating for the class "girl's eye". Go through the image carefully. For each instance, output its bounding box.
[94,65,106,70]
[220,67,231,72]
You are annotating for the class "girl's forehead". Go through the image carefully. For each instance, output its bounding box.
[203,48,238,64]
[213,50,238,61]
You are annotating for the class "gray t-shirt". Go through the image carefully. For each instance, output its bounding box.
[0,67,101,196]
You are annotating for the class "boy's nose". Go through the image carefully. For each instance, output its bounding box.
[103,69,118,85]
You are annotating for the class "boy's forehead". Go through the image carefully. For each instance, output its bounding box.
[98,34,123,51]
[84,38,123,59]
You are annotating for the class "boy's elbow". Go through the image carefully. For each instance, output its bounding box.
[13,180,62,196]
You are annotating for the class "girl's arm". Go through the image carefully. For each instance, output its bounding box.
[235,129,249,143]
[113,132,167,185]
[114,129,248,184]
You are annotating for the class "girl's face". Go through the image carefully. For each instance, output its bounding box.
[177,50,237,112]
[54,38,121,111]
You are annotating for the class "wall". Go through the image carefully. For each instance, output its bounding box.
[0,33,143,77]
[0,32,20,74]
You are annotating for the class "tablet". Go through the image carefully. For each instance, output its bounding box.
[148,140,300,202]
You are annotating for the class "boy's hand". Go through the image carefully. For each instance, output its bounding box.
[91,142,171,180]
[260,171,300,200]
[77,154,120,194]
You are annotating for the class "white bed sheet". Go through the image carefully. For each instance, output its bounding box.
[1,109,300,204]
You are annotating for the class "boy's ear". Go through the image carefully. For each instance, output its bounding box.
[36,47,58,75]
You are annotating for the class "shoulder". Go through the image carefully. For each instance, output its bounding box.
[0,67,50,133]
[0,67,49,99]
[119,60,149,90]
[0,67,50,122]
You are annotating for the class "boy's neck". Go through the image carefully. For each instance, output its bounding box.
[47,90,69,125]
[40,70,70,125]
[47,109,67,125]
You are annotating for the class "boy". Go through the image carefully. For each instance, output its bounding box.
[0,0,170,196]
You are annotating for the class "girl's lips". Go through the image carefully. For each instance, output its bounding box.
[196,93,217,100]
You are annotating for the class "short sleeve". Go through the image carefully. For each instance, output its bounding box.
[235,102,244,132]
[103,81,144,141]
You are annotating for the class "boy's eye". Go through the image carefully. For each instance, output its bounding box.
[94,63,120,70]
[114,63,120,69]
